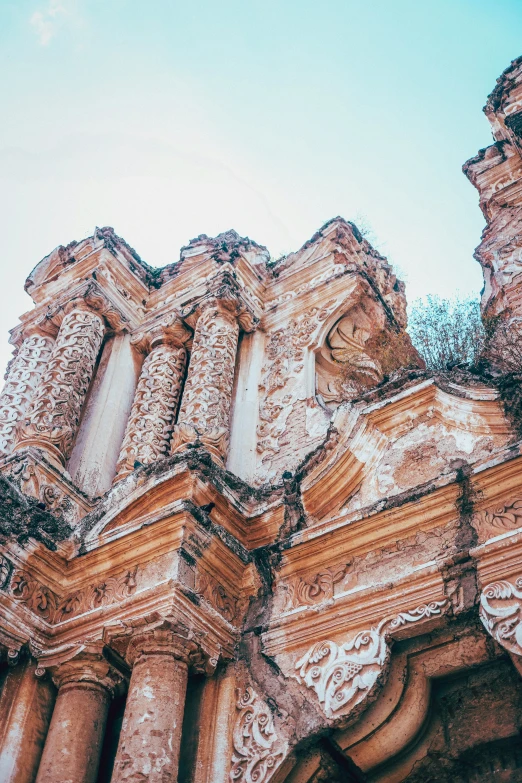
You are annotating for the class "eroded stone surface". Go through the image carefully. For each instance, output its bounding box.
[1,55,522,783]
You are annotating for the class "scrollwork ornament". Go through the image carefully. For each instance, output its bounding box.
[230,686,287,783]
[473,499,522,539]
[294,601,447,718]
[480,578,522,656]
[0,555,12,589]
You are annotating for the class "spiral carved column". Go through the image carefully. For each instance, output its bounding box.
[0,330,55,457]
[14,305,105,466]
[113,318,191,482]
[171,299,240,463]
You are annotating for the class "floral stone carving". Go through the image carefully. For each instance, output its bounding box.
[17,307,104,463]
[10,566,138,624]
[294,601,447,717]
[230,685,288,783]
[0,334,54,456]
[480,577,522,657]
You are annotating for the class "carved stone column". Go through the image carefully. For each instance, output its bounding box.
[0,659,55,783]
[35,648,124,783]
[0,329,54,458]
[114,317,190,482]
[111,623,203,783]
[171,297,241,463]
[14,303,105,466]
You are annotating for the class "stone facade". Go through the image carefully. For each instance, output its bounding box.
[1,60,522,783]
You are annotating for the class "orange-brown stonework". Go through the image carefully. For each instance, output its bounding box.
[2,58,522,783]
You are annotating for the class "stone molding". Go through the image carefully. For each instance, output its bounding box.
[293,600,447,718]
[181,273,259,334]
[279,563,350,611]
[130,312,191,354]
[480,577,522,657]
[230,685,288,783]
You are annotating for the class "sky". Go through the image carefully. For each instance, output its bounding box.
[1,0,522,376]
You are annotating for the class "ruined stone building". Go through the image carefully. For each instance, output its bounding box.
[2,56,522,783]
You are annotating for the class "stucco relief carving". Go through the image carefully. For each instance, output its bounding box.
[172,298,240,461]
[115,343,187,479]
[316,306,382,408]
[294,601,447,717]
[230,685,288,783]
[280,563,350,611]
[473,499,522,539]
[257,300,337,482]
[0,555,12,588]
[195,570,242,624]
[4,458,80,523]
[0,334,54,456]
[9,566,138,624]
[480,578,522,656]
[17,307,105,463]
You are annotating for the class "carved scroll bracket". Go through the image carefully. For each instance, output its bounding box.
[480,577,522,658]
[293,600,448,719]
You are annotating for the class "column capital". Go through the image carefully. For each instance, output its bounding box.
[183,273,259,333]
[130,312,191,354]
[125,619,204,668]
[40,642,127,698]
[116,618,218,675]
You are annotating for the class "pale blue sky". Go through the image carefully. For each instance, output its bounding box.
[1,0,522,374]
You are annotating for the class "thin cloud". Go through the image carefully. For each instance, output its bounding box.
[29,0,72,46]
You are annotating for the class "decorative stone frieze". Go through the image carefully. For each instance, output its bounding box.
[15,305,105,465]
[0,331,55,457]
[9,565,138,624]
[172,296,242,462]
[114,316,191,481]
[473,499,522,540]
[480,577,522,657]
[294,601,447,718]
[195,568,242,624]
[230,685,288,783]
[279,563,350,611]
